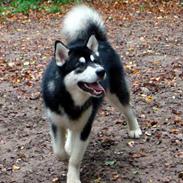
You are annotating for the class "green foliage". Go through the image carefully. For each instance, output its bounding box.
[51,0,72,3]
[0,0,42,15]
[139,3,145,12]
[50,0,81,4]
[44,5,61,13]
[0,0,81,15]
[10,0,41,14]
[0,5,12,15]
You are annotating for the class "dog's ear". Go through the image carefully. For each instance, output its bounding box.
[86,35,98,53]
[54,41,69,67]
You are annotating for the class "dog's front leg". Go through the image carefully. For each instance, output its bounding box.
[67,131,89,183]
[49,123,68,161]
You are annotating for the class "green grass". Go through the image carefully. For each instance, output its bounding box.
[0,6,9,15]
[52,0,73,3]
[139,3,145,12]
[0,0,81,15]
[43,4,61,13]
[11,0,41,14]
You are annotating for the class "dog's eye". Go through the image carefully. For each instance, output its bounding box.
[75,60,85,67]
[79,62,86,68]
[90,55,95,62]
[75,63,86,73]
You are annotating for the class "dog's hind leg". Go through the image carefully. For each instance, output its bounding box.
[108,92,142,138]
[50,124,68,160]
[107,71,142,138]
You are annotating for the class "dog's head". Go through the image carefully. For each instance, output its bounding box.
[54,35,105,98]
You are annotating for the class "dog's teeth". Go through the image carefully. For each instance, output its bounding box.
[94,90,102,95]
[84,83,90,89]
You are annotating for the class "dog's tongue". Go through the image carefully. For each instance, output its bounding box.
[87,82,104,92]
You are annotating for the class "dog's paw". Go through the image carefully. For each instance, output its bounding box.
[67,168,81,183]
[128,128,142,139]
[54,151,68,161]
[67,177,81,183]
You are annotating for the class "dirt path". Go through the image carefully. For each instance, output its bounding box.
[0,5,183,183]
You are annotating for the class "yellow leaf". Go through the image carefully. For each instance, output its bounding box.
[145,131,151,136]
[170,128,179,134]
[94,177,102,183]
[128,47,134,51]
[145,96,153,103]
[16,79,21,83]
[152,107,159,112]
[127,141,135,147]
[42,56,47,60]
[8,62,15,67]
[153,60,160,65]
[140,36,145,42]
[52,177,59,183]
[132,69,140,75]
[12,165,20,171]
[24,61,29,66]
[141,94,147,98]
[112,172,120,181]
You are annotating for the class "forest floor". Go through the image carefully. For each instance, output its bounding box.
[0,2,183,183]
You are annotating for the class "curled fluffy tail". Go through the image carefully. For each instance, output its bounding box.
[62,5,106,43]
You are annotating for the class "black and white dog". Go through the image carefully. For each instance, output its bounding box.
[42,5,142,183]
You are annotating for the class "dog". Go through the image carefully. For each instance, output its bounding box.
[42,5,142,183]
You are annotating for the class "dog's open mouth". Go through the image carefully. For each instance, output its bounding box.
[78,81,105,97]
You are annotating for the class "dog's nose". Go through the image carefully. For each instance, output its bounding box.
[96,69,105,79]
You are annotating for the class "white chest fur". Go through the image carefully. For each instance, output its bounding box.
[47,106,92,132]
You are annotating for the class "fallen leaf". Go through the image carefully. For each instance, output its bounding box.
[7,62,15,67]
[153,60,161,65]
[105,160,116,166]
[131,152,146,158]
[141,87,150,94]
[30,92,40,100]
[23,61,30,66]
[12,165,20,171]
[152,107,159,112]
[112,172,120,181]
[127,141,135,147]
[145,131,152,136]
[151,121,158,126]
[133,170,139,175]
[176,152,183,158]
[178,172,183,180]
[52,177,59,183]
[174,115,183,125]
[94,177,102,183]
[145,95,153,103]
[170,128,179,134]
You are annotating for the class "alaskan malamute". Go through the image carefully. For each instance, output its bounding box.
[42,5,142,183]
